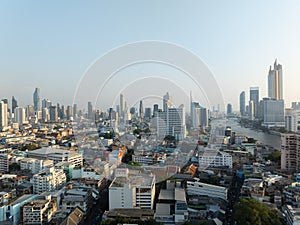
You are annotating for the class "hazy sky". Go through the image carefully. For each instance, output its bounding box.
[1,1,300,111]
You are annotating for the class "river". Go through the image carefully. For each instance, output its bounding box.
[212,118,281,150]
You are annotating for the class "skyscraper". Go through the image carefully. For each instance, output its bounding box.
[268,59,283,100]
[11,96,18,115]
[120,94,125,118]
[163,92,172,112]
[0,101,8,130]
[239,91,245,116]
[14,107,26,125]
[87,101,93,120]
[250,87,259,118]
[139,100,144,118]
[227,103,232,115]
[33,88,41,112]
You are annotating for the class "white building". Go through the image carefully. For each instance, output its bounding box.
[268,59,283,100]
[285,108,300,132]
[0,154,11,173]
[0,101,8,131]
[186,180,228,201]
[198,149,232,170]
[27,147,83,167]
[0,194,37,225]
[155,105,186,140]
[20,158,53,174]
[109,169,156,210]
[14,107,26,125]
[32,167,66,194]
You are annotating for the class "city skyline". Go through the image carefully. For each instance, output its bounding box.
[1,1,300,110]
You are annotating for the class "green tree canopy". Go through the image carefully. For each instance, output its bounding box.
[234,198,281,225]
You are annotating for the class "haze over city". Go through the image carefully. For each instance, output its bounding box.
[1,1,300,110]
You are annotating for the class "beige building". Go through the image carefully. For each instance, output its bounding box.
[281,133,300,172]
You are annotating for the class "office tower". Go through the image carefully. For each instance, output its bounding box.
[153,104,159,116]
[239,91,245,116]
[156,105,186,140]
[73,104,78,119]
[261,98,284,127]
[191,102,209,128]
[42,99,52,109]
[49,106,58,122]
[250,87,259,118]
[42,108,49,122]
[227,103,232,115]
[139,100,144,118]
[0,101,8,130]
[87,101,93,120]
[120,94,125,117]
[33,88,41,112]
[249,100,255,120]
[66,106,72,120]
[27,105,35,117]
[59,105,65,120]
[130,107,136,116]
[144,108,152,119]
[11,96,18,115]
[14,107,26,125]
[268,59,283,100]
[163,92,172,112]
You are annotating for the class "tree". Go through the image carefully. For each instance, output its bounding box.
[9,163,20,172]
[234,198,281,225]
[265,150,281,163]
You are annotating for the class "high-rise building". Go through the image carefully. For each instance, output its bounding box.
[153,104,159,116]
[250,87,259,118]
[156,105,186,140]
[239,91,245,116]
[11,96,18,115]
[49,106,58,122]
[87,101,93,120]
[0,101,8,130]
[281,133,300,172]
[163,92,172,112]
[248,100,255,121]
[27,105,35,118]
[120,94,125,118]
[227,103,232,115]
[191,102,209,128]
[73,103,78,119]
[268,59,283,100]
[66,106,72,120]
[33,88,41,112]
[261,98,285,127]
[285,108,300,132]
[42,99,52,109]
[139,100,144,118]
[14,107,26,125]
[145,107,152,119]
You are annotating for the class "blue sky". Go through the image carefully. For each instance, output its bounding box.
[1,1,300,111]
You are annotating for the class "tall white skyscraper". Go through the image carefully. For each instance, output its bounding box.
[268,59,283,100]
[0,101,8,130]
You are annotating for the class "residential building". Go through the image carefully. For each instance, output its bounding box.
[20,158,53,174]
[32,167,66,194]
[186,179,228,201]
[281,133,300,172]
[285,108,300,132]
[0,194,37,225]
[27,147,83,167]
[198,149,233,170]
[0,101,8,131]
[109,169,156,210]
[0,154,10,173]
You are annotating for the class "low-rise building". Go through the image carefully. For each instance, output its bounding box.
[20,158,53,174]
